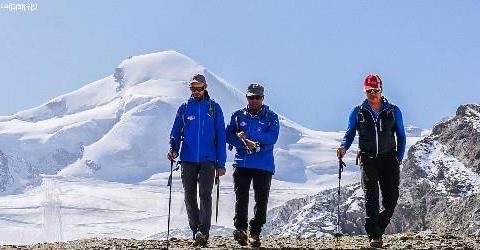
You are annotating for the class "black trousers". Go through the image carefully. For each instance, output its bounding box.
[360,154,400,238]
[233,167,272,236]
[181,161,216,236]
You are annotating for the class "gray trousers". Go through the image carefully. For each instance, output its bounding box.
[181,161,216,236]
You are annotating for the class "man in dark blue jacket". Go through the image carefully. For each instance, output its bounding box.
[226,83,280,247]
[168,74,226,247]
[337,74,406,248]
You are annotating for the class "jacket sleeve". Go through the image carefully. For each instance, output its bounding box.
[340,106,359,150]
[215,104,227,168]
[394,106,407,161]
[248,112,280,145]
[169,105,184,152]
[226,112,246,149]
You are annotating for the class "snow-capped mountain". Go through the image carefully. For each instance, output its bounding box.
[263,104,480,237]
[0,51,365,244]
[0,51,329,187]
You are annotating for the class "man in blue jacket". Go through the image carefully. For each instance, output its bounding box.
[226,83,280,247]
[337,74,406,248]
[167,74,226,247]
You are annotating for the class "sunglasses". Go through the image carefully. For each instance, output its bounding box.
[247,95,264,100]
[365,88,381,94]
[190,86,205,92]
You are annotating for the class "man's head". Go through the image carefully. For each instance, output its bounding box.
[189,74,207,99]
[246,83,264,111]
[364,74,383,103]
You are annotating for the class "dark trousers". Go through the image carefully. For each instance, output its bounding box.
[233,167,272,236]
[360,154,400,238]
[181,161,216,236]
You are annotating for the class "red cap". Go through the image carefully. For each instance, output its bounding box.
[364,74,382,89]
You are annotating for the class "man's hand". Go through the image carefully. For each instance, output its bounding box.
[216,168,226,177]
[337,147,346,159]
[244,139,257,151]
[167,151,178,161]
[237,131,247,140]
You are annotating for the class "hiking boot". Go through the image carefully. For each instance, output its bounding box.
[192,231,208,247]
[369,236,383,248]
[233,229,248,246]
[249,234,261,247]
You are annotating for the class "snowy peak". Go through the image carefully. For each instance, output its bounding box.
[0,51,316,187]
[116,51,204,89]
[8,51,204,123]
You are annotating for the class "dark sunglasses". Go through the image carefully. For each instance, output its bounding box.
[247,95,264,100]
[365,88,381,94]
[190,86,205,92]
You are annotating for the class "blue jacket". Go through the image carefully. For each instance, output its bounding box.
[169,93,226,168]
[226,105,280,173]
[340,98,406,161]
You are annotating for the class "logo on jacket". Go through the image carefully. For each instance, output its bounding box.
[240,121,247,127]
[187,115,196,121]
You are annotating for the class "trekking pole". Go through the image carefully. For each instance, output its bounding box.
[166,138,176,249]
[215,170,220,223]
[334,158,346,238]
[241,139,252,154]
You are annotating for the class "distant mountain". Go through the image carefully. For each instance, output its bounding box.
[405,125,430,137]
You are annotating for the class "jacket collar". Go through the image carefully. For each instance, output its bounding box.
[362,97,391,114]
[245,105,269,118]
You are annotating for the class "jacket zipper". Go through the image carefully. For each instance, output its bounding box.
[365,108,381,157]
[244,115,249,168]
[197,102,201,162]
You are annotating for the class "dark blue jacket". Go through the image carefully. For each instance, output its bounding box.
[340,98,406,161]
[226,105,280,173]
[169,93,226,168]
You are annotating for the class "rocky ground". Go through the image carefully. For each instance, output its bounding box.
[1,232,480,249]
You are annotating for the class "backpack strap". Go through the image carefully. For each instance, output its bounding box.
[265,107,275,127]
[388,104,396,123]
[208,99,216,118]
[228,109,244,151]
[179,102,188,140]
[209,99,218,145]
[356,105,365,126]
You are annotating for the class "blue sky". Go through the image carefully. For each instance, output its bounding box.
[1,1,479,131]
